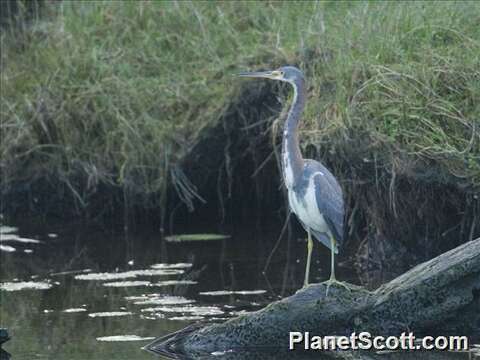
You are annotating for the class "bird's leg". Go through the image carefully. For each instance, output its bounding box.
[330,236,336,281]
[304,229,313,287]
[326,235,351,296]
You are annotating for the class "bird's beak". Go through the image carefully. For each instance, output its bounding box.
[237,70,280,79]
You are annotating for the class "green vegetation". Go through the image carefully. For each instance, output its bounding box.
[1,1,479,210]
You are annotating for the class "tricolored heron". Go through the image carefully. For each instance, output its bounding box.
[238,66,345,291]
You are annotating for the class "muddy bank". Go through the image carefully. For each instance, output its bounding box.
[173,82,479,288]
[3,79,479,288]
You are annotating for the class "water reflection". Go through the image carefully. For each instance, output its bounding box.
[1,221,478,360]
[0,221,278,359]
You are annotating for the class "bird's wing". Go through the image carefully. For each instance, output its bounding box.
[312,170,345,245]
[309,223,337,254]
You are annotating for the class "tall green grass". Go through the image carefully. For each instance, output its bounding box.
[1,1,479,207]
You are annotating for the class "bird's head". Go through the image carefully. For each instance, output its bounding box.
[237,66,304,85]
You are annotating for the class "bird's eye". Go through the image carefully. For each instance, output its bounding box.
[272,70,284,77]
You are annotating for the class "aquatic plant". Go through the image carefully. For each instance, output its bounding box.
[165,233,229,242]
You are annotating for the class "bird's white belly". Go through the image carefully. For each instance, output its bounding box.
[288,186,329,234]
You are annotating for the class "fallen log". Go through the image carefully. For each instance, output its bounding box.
[146,238,480,358]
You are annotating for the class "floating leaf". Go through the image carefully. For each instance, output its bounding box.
[165,233,229,242]
[0,226,17,234]
[103,281,151,287]
[133,295,195,306]
[75,272,137,281]
[0,234,41,243]
[0,244,16,252]
[150,263,192,269]
[141,305,223,316]
[0,281,53,291]
[199,290,266,296]
[51,269,92,277]
[169,316,204,321]
[63,308,87,313]
[88,311,132,318]
[96,335,155,342]
[75,269,182,281]
[151,280,197,287]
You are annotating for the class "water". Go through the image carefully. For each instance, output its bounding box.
[0,220,478,360]
[0,219,305,360]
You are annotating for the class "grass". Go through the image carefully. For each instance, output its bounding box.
[1,1,479,212]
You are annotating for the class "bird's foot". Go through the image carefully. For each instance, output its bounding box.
[325,278,352,296]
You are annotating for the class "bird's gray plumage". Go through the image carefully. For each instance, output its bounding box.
[238,65,345,286]
[273,66,344,253]
[293,159,344,253]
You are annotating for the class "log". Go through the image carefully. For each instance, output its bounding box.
[146,238,480,358]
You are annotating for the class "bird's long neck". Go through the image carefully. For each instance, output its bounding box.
[282,78,306,189]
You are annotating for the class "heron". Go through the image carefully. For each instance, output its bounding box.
[238,66,346,291]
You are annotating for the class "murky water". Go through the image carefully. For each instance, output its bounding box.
[0,220,478,360]
[0,218,302,359]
